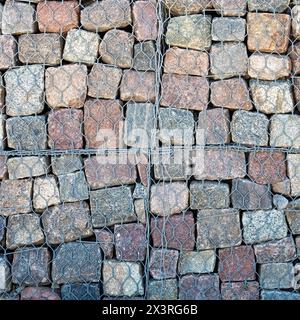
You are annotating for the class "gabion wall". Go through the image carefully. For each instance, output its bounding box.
[0,0,300,301]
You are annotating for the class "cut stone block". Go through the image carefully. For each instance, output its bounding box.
[149,249,179,280]
[147,279,178,300]
[164,0,213,15]
[21,287,60,301]
[212,17,246,42]
[289,42,300,76]
[61,284,100,301]
[259,263,294,289]
[287,154,300,197]
[51,155,82,176]
[261,290,300,300]
[134,199,146,224]
[133,41,156,71]
[94,229,114,259]
[0,216,5,246]
[292,5,300,39]
[248,0,290,13]
[0,255,11,292]
[212,0,247,16]
[0,35,17,70]
[221,282,259,300]
[0,156,7,180]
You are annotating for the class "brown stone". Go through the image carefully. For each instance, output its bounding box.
[37,1,79,33]
[151,212,195,251]
[248,151,286,185]
[83,99,124,149]
[94,229,114,259]
[149,249,179,280]
[0,156,7,180]
[132,1,158,41]
[212,0,246,16]
[292,5,300,39]
[289,43,300,76]
[137,152,149,187]
[0,35,17,70]
[120,70,156,102]
[161,73,209,111]
[164,0,213,15]
[247,13,291,54]
[48,109,83,150]
[21,287,60,301]
[221,282,259,300]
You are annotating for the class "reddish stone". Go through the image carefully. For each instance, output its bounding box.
[0,156,7,180]
[136,152,149,187]
[83,99,124,149]
[151,213,195,251]
[289,43,300,76]
[293,77,300,112]
[115,223,147,261]
[0,35,17,70]
[132,1,158,41]
[48,109,83,150]
[149,249,179,280]
[179,274,220,300]
[94,229,114,259]
[120,70,156,102]
[248,151,286,185]
[161,73,209,111]
[21,287,60,300]
[218,246,256,282]
[37,1,80,33]
[221,282,259,300]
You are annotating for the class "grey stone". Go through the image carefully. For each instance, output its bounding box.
[197,209,242,250]
[0,255,11,292]
[0,216,5,246]
[134,199,146,224]
[7,156,49,179]
[164,0,213,15]
[0,35,17,70]
[58,171,89,203]
[242,210,288,244]
[51,155,83,176]
[4,65,44,116]
[42,202,93,245]
[292,5,300,39]
[133,183,147,199]
[190,181,230,210]
[6,116,47,151]
[103,260,144,297]
[178,250,216,275]
[231,179,272,210]
[212,17,246,42]
[52,242,102,284]
[94,229,114,259]
[90,186,136,227]
[166,14,212,51]
[248,0,290,13]
[147,279,178,300]
[273,194,289,210]
[0,114,5,149]
[61,284,100,301]
[231,110,269,146]
[133,41,156,71]
[261,290,300,300]
[158,108,195,145]
[149,249,179,280]
[287,154,300,197]
[6,213,45,250]
[285,210,300,235]
[260,263,294,289]
[212,0,247,16]
[18,33,62,65]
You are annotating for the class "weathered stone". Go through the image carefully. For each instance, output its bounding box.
[0,75,4,110]
[248,151,286,185]
[88,64,122,99]
[134,199,146,224]
[231,110,269,146]
[161,73,209,110]
[212,0,246,16]
[0,255,11,292]
[84,99,124,149]
[193,149,246,180]
[137,153,149,187]
[6,213,45,250]
[45,64,87,108]
[0,156,6,180]
[103,260,144,297]
[51,155,82,176]
[133,183,147,199]
[270,114,300,148]
[37,1,79,33]
[12,248,50,286]
[18,33,62,65]
[133,41,156,72]
[81,0,131,32]
[285,210,300,235]
[0,179,32,216]
[179,274,220,300]
[218,246,256,282]
[42,202,93,244]
[158,108,194,145]
[231,179,272,210]
[132,1,157,41]
[90,186,135,227]
[0,216,5,245]
[254,237,296,264]
[115,223,147,261]
[248,53,291,80]
[190,181,229,210]
[58,171,89,203]
[0,35,17,70]
[61,284,100,301]
[212,17,246,42]
[287,154,300,196]
[289,42,300,76]
[260,263,294,289]
[166,15,212,51]
[48,109,83,150]
[178,250,216,275]
[248,0,290,13]
[210,43,248,79]
[94,229,114,259]
[250,80,294,114]
[261,290,300,300]
[21,287,60,301]
[197,209,242,250]
[120,70,155,102]
[164,0,212,15]
[63,29,99,65]
[2,2,36,35]
[149,249,179,280]
[52,242,102,284]
[210,78,252,110]
[124,103,156,148]
[99,29,134,68]
[150,182,189,216]
[296,237,300,256]
[273,194,289,210]
[292,5,300,39]
[151,212,195,250]
[197,108,230,145]
[147,279,178,300]
[272,179,291,196]
[242,210,288,244]
[7,156,49,180]
[221,282,259,300]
